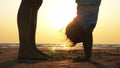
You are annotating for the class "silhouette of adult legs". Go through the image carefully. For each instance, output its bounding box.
[17,0,49,60]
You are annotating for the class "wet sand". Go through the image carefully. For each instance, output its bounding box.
[0,48,120,68]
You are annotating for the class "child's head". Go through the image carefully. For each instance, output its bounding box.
[65,19,85,46]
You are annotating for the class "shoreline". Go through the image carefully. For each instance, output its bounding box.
[0,44,120,50]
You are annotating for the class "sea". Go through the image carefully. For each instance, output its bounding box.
[0,43,120,50]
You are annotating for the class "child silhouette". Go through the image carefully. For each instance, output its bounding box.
[66,0,101,61]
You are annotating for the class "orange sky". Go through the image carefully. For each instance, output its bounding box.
[0,0,120,44]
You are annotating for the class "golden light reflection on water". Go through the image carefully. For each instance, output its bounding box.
[49,44,71,52]
[51,46,56,52]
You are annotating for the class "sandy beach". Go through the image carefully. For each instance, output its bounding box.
[0,47,120,68]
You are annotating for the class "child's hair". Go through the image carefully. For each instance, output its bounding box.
[65,18,85,46]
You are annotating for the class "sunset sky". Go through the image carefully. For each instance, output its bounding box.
[0,0,120,44]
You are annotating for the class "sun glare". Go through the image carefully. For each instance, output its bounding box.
[49,44,70,52]
[47,0,77,29]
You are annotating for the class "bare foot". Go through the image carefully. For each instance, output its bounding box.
[73,56,91,62]
[32,46,50,58]
[35,49,50,58]
[18,49,49,60]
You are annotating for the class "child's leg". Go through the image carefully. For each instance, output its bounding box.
[83,24,95,61]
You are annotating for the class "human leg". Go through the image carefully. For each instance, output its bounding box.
[17,0,35,57]
[83,25,95,61]
[17,0,49,60]
[30,0,50,56]
[29,0,42,50]
[73,25,94,62]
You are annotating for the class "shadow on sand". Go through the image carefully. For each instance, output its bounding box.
[0,60,41,68]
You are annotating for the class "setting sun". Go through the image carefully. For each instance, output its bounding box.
[0,0,120,44]
[46,0,77,29]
